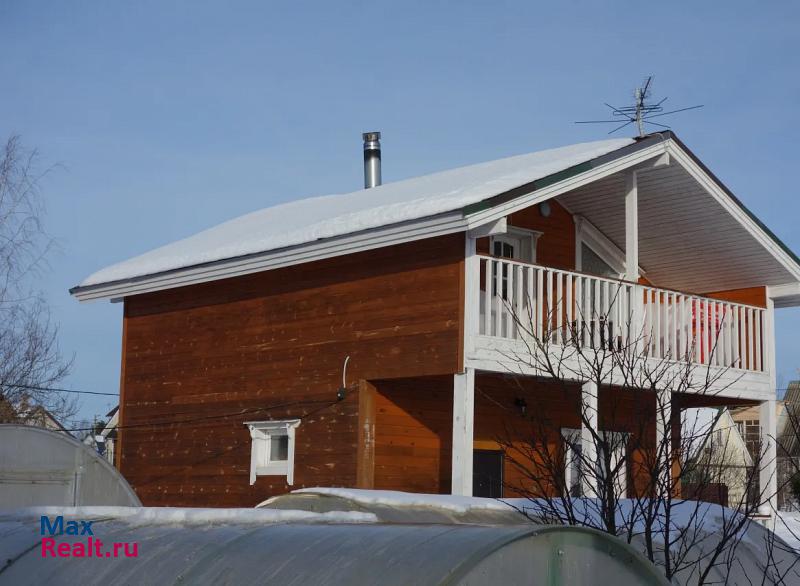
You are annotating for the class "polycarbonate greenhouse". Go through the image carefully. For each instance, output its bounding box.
[0,510,668,585]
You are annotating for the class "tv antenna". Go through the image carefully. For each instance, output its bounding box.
[575,76,703,137]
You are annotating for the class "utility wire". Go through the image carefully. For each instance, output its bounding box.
[2,383,117,397]
[62,396,344,434]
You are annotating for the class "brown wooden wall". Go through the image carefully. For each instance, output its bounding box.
[118,234,464,507]
[373,376,453,493]
[702,286,767,308]
[372,373,661,498]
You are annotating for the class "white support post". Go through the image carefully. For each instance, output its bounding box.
[625,172,644,350]
[463,236,479,358]
[656,388,672,497]
[452,368,475,496]
[624,171,639,282]
[581,380,598,497]
[759,399,778,515]
[759,295,778,515]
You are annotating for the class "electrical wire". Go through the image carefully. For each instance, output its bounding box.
[61,390,352,434]
[1,383,118,397]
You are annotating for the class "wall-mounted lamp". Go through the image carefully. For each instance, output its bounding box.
[514,397,528,416]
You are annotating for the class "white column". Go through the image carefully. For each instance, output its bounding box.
[656,388,672,496]
[624,171,639,282]
[581,380,598,497]
[463,236,479,358]
[452,368,475,496]
[759,399,778,515]
[759,296,778,515]
[625,171,644,350]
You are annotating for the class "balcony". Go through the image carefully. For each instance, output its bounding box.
[464,256,771,399]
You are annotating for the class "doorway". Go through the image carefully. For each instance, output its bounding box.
[473,449,504,498]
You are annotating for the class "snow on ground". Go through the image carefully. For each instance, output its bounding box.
[1,506,377,526]
[772,512,800,552]
[79,138,633,287]
[293,487,514,513]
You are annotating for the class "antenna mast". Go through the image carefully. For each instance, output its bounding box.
[576,77,702,137]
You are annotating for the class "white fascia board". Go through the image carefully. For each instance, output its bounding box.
[463,140,671,229]
[768,283,800,308]
[73,210,468,301]
[667,144,800,284]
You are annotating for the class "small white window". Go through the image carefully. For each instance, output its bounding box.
[244,419,300,485]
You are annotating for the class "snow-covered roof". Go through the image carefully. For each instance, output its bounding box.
[3,505,376,525]
[77,138,633,288]
[291,487,512,513]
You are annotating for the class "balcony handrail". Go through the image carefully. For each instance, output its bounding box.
[475,254,766,312]
[472,255,768,374]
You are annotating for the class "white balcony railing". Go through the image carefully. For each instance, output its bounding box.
[474,256,767,373]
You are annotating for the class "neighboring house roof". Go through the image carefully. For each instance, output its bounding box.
[101,409,118,441]
[683,407,721,460]
[70,131,800,302]
[0,396,70,435]
[684,407,752,467]
[779,381,800,457]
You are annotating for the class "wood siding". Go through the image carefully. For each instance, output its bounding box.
[119,234,464,507]
[372,373,663,498]
[702,286,767,308]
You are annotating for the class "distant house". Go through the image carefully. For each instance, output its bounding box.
[82,407,119,467]
[683,407,753,506]
[730,390,800,510]
[0,396,70,435]
[70,132,800,508]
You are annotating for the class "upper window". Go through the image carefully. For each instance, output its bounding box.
[244,419,300,485]
[489,227,541,263]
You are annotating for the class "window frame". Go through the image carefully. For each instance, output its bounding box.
[562,427,630,498]
[244,419,300,485]
[490,226,541,263]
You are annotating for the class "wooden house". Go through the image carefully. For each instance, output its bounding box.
[70,132,800,508]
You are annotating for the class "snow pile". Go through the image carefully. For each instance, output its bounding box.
[3,506,377,526]
[79,138,634,287]
[293,487,513,513]
[772,512,800,552]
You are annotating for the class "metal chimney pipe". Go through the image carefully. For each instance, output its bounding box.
[362,131,381,188]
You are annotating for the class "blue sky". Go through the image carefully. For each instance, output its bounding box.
[1,1,798,422]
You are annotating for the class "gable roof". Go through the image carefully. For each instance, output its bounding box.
[70,132,800,302]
